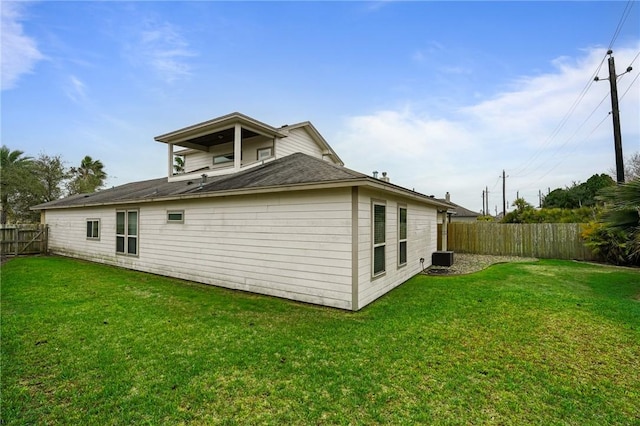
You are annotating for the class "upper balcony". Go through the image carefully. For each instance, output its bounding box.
[155,112,289,182]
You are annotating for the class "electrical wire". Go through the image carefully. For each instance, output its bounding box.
[487,1,636,198]
[619,70,640,101]
[535,113,612,182]
[509,3,636,182]
[608,0,636,51]
[508,51,608,178]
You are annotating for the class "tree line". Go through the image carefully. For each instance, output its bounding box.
[0,146,107,224]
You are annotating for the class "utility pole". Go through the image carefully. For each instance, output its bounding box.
[502,170,507,217]
[595,50,633,183]
[481,190,485,216]
[538,189,542,208]
[486,186,489,216]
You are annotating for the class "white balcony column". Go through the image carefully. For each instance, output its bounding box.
[167,143,174,177]
[234,123,242,170]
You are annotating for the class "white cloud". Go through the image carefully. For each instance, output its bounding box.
[129,20,195,83]
[412,41,444,63]
[1,2,45,90]
[64,75,87,103]
[335,43,640,212]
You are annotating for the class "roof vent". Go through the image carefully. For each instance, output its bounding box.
[373,171,379,179]
[198,174,208,189]
[381,172,390,183]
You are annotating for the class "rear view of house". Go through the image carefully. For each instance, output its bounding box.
[33,112,451,310]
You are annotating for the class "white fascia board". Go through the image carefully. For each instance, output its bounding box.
[154,112,286,144]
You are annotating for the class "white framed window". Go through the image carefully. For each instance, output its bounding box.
[372,201,386,277]
[257,147,273,161]
[213,153,234,164]
[86,219,100,240]
[167,210,184,224]
[398,206,407,267]
[116,209,138,256]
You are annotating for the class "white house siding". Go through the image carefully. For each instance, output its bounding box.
[44,206,120,264]
[45,188,354,310]
[183,137,276,173]
[356,188,437,309]
[183,150,213,172]
[276,128,325,160]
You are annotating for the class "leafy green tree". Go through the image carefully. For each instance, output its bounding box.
[34,154,67,203]
[502,198,535,223]
[582,174,615,206]
[11,154,68,223]
[543,188,576,209]
[0,146,34,224]
[543,173,615,209]
[174,155,185,174]
[67,155,107,195]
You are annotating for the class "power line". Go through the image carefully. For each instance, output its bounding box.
[619,69,640,101]
[508,51,608,178]
[535,113,612,182]
[509,1,636,180]
[608,0,636,50]
[526,54,637,182]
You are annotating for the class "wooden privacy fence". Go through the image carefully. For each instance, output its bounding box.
[446,222,596,261]
[0,224,48,256]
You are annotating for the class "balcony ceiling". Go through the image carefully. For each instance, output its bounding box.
[186,128,260,148]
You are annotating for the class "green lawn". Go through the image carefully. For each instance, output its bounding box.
[1,256,639,425]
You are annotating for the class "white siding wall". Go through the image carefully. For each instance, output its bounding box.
[45,188,354,310]
[357,188,437,309]
[183,136,275,173]
[41,206,121,263]
[184,151,213,172]
[276,128,324,160]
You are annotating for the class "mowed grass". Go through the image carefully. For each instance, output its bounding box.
[1,256,639,425]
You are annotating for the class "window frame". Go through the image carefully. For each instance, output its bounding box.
[213,153,234,165]
[167,210,184,224]
[257,147,273,161]
[398,205,407,267]
[372,200,386,278]
[86,218,100,240]
[116,209,139,257]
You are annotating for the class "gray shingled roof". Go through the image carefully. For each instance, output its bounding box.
[32,153,371,210]
[437,200,480,218]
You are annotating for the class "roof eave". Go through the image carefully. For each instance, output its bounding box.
[154,112,286,144]
[32,177,449,211]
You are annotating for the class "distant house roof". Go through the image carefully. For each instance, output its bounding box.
[33,153,452,211]
[449,202,480,218]
[436,198,480,218]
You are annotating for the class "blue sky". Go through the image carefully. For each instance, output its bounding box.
[2,1,639,213]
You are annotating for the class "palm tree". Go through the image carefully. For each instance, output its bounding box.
[67,155,107,195]
[174,155,185,174]
[0,146,34,224]
[597,178,640,264]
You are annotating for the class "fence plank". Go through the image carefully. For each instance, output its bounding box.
[447,222,595,260]
[0,224,48,256]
